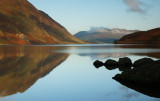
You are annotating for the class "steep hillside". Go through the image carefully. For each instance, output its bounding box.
[0,0,84,45]
[74,27,138,43]
[115,28,160,44]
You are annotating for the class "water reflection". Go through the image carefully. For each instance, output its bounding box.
[0,46,68,97]
[0,44,160,101]
[57,44,160,59]
[116,44,160,59]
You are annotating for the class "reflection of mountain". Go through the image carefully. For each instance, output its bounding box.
[79,53,130,60]
[58,45,132,60]
[84,52,160,60]
[59,45,160,60]
[0,46,68,97]
[115,45,160,59]
[78,47,160,60]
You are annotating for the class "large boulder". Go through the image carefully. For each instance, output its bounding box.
[118,57,132,71]
[113,60,160,98]
[155,60,160,64]
[94,57,160,98]
[104,59,117,70]
[93,60,104,68]
[133,58,154,68]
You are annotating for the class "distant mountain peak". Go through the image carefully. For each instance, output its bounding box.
[74,27,138,43]
[88,27,110,33]
[87,27,138,34]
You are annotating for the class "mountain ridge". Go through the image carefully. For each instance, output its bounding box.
[115,28,160,44]
[0,0,84,45]
[74,27,138,43]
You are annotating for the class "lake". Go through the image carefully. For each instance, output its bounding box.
[0,44,160,101]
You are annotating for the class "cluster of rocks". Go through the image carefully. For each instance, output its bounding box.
[93,57,132,71]
[93,57,160,98]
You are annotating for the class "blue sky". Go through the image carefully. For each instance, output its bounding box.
[28,0,160,34]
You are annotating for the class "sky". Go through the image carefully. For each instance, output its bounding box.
[28,0,160,34]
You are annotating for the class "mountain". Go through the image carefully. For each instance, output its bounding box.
[74,27,138,43]
[0,0,84,45]
[115,28,160,44]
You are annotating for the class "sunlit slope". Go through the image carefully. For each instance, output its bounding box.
[0,0,84,45]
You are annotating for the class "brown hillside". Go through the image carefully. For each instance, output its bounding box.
[115,28,160,44]
[0,0,84,45]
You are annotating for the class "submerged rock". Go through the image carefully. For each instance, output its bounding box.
[93,60,104,68]
[104,59,117,70]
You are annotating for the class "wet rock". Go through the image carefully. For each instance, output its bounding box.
[113,60,160,98]
[104,59,117,70]
[118,57,132,71]
[94,57,160,98]
[93,60,104,68]
[154,60,160,64]
[133,58,154,68]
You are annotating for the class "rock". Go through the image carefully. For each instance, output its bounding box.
[93,60,104,68]
[118,57,132,71]
[113,60,160,98]
[104,59,117,70]
[154,60,160,64]
[133,58,154,68]
[94,57,160,98]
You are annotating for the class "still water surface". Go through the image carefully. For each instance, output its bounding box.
[0,44,160,101]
